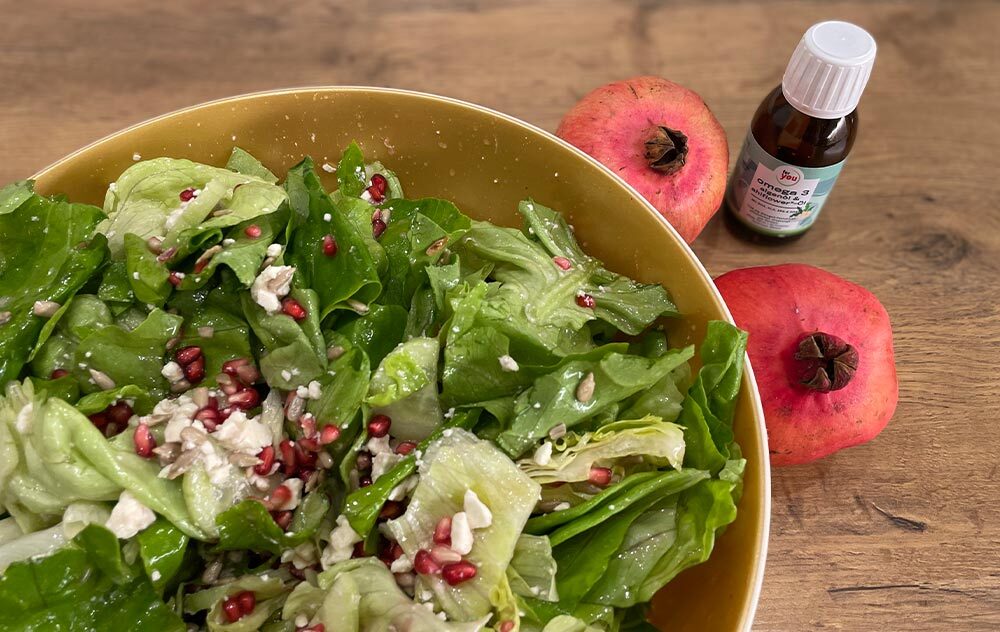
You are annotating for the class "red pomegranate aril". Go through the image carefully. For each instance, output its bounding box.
[236,590,256,615]
[442,561,477,586]
[272,510,294,530]
[414,549,441,575]
[106,401,134,426]
[268,484,292,510]
[235,363,260,384]
[433,516,452,545]
[367,414,391,438]
[499,621,515,632]
[182,356,206,384]
[394,441,417,455]
[351,541,367,558]
[168,271,183,287]
[88,411,109,430]
[50,368,70,379]
[300,625,325,632]
[254,446,275,475]
[370,173,388,196]
[359,475,373,488]
[228,388,260,410]
[134,424,156,458]
[553,256,573,271]
[244,224,262,239]
[298,437,319,452]
[222,596,243,623]
[576,293,596,309]
[379,501,404,520]
[282,297,308,321]
[430,545,462,565]
[156,246,177,263]
[588,466,613,487]
[320,424,341,445]
[221,357,249,376]
[299,415,317,438]
[175,345,203,366]
[371,217,387,238]
[295,444,318,469]
[322,234,338,257]
[217,373,241,395]
[279,440,297,475]
[379,540,404,566]
[194,406,220,431]
[179,188,196,202]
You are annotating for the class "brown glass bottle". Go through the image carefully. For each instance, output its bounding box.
[724,85,858,243]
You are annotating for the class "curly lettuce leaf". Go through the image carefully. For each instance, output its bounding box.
[508,534,559,602]
[242,290,325,390]
[0,192,107,384]
[214,492,329,555]
[335,303,408,368]
[0,524,184,631]
[366,336,442,441]
[136,517,189,592]
[386,428,540,622]
[226,147,278,183]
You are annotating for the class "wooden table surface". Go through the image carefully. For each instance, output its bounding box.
[3,0,998,629]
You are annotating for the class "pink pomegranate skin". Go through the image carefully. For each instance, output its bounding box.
[715,264,898,466]
[557,76,729,243]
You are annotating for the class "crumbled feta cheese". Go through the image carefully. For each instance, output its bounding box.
[251,265,295,313]
[276,478,304,511]
[295,380,322,400]
[151,570,162,581]
[532,441,553,466]
[390,554,413,573]
[199,441,233,486]
[553,502,571,512]
[281,369,292,382]
[105,491,155,539]
[323,213,332,222]
[15,401,33,433]
[321,163,335,173]
[372,451,404,481]
[266,243,283,258]
[498,355,519,372]
[132,272,140,280]
[321,515,361,568]
[161,361,185,384]
[463,490,493,529]
[282,541,318,569]
[294,614,309,628]
[132,152,142,161]
[156,396,201,442]
[212,410,272,455]
[450,512,474,555]
[163,207,185,231]
[222,238,236,246]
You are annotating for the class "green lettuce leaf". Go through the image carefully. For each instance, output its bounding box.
[136,517,189,592]
[214,492,329,555]
[366,337,442,441]
[508,534,559,602]
[335,304,408,368]
[226,147,279,183]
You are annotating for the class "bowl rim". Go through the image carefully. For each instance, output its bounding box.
[31,85,770,630]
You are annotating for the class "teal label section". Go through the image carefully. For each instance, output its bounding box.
[726,132,846,236]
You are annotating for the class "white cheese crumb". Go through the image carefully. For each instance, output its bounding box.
[450,512,474,555]
[132,272,140,280]
[250,265,295,314]
[223,238,236,246]
[14,401,33,433]
[132,152,142,161]
[498,355,519,372]
[463,490,493,529]
[533,441,553,466]
[160,361,185,384]
[266,243,283,258]
[212,410,273,455]
[151,570,162,581]
[155,395,201,442]
[553,502,571,512]
[323,213,332,222]
[281,369,292,382]
[390,554,413,573]
[321,515,361,568]
[105,491,155,539]
[321,163,335,173]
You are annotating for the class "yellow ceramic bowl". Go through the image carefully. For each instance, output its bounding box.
[31,87,770,631]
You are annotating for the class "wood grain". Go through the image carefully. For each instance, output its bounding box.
[2,0,998,629]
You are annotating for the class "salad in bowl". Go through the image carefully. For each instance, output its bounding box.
[0,142,746,631]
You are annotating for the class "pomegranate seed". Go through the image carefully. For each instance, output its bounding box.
[221,357,249,376]
[499,621,515,632]
[217,373,241,395]
[228,388,260,410]
[295,443,318,469]
[168,271,183,287]
[298,437,319,452]
[50,368,70,379]
[359,475,373,488]
[156,246,177,262]
[235,363,260,384]
[282,297,308,321]
[175,346,202,366]
[107,402,134,426]
[254,446,275,475]
[182,356,205,384]
[300,415,317,438]
[222,596,243,623]
[279,440,297,475]
[320,425,341,445]
[272,510,293,530]
[194,406,220,431]
[371,218,387,238]
[88,411,109,430]
[379,501,404,520]
[244,225,262,239]
[301,625,325,632]
[367,414,391,438]
[433,516,452,545]
[133,424,156,458]
[179,188,196,202]
[431,545,462,565]
[322,234,338,257]
[236,590,255,615]
[553,256,573,271]
[588,466,613,487]
[370,173,388,196]
[351,541,367,558]
[442,561,477,586]
[356,451,372,472]
[414,549,441,575]
[394,440,417,455]
[379,540,404,566]
[217,407,234,424]
[268,484,292,510]
[576,293,596,309]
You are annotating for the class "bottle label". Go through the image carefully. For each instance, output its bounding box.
[726,132,846,236]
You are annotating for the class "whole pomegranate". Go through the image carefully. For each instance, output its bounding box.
[557,76,729,243]
[714,264,898,466]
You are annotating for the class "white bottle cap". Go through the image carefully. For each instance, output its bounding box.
[782,21,877,119]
